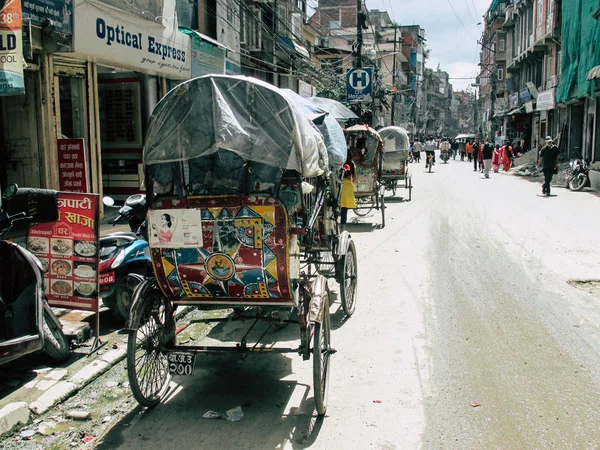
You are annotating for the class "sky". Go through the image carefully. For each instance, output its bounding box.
[365,0,493,91]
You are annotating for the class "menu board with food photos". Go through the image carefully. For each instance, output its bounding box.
[27,192,100,312]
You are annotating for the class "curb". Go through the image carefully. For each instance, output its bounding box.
[0,306,195,435]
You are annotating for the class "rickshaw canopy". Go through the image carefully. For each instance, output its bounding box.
[308,97,359,121]
[143,75,329,177]
[344,124,384,160]
[280,89,347,168]
[378,126,410,160]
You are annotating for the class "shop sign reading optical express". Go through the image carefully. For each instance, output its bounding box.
[73,1,191,79]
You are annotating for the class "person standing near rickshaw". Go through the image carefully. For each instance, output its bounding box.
[340,157,357,228]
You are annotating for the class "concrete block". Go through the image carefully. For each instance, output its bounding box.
[46,369,67,381]
[29,381,76,415]
[0,402,30,436]
[98,348,126,365]
[589,170,600,193]
[69,360,109,386]
[36,380,58,391]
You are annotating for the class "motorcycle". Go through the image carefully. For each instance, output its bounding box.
[566,157,590,191]
[99,195,151,322]
[440,150,449,163]
[0,185,70,366]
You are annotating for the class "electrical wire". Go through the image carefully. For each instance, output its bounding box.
[445,0,478,40]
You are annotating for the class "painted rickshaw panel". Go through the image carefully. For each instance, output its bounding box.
[149,196,294,306]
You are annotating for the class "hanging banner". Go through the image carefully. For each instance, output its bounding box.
[0,0,25,96]
[27,193,100,312]
[57,138,88,192]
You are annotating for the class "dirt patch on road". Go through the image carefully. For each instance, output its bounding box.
[567,279,600,298]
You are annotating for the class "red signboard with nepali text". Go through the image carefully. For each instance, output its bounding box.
[27,192,100,312]
[57,138,88,193]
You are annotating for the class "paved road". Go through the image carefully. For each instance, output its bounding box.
[95,159,600,449]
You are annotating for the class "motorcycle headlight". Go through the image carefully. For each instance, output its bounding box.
[110,249,126,269]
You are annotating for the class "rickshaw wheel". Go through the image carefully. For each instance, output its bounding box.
[127,290,172,408]
[408,178,413,201]
[380,193,386,228]
[339,240,358,316]
[354,197,373,216]
[313,292,332,416]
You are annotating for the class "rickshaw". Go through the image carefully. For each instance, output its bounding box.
[124,75,358,415]
[378,126,412,201]
[344,124,386,228]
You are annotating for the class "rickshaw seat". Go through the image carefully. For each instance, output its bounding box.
[149,196,295,307]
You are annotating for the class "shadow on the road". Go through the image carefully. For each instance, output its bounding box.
[345,222,376,233]
[96,351,326,450]
[384,196,409,203]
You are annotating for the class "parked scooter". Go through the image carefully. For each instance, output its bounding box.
[566,156,591,191]
[0,185,70,366]
[99,195,151,321]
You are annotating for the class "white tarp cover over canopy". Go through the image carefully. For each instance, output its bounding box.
[279,89,347,168]
[144,75,328,177]
[378,126,410,159]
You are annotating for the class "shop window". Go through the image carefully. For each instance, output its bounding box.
[98,80,143,150]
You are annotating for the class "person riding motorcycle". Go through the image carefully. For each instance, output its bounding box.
[424,137,437,167]
[440,138,450,161]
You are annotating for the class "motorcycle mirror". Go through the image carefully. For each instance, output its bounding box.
[2,184,18,200]
[103,196,115,207]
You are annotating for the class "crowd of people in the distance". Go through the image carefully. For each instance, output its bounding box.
[407,134,559,195]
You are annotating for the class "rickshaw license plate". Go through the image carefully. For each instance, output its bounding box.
[167,352,196,376]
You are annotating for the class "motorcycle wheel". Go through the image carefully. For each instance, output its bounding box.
[111,273,145,322]
[569,174,587,191]
[42,309,70,363]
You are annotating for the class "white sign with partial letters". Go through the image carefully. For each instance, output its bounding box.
[74,0,191,79]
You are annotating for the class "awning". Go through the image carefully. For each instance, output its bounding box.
[279,36,310,59]
[507,106,525,115]
[179,27,231,51]
[587,65,600,81]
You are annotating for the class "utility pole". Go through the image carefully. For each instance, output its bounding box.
[355,0,363,68]
[391,25,398,125]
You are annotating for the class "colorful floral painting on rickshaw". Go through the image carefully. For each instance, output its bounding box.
[151,201,291,302]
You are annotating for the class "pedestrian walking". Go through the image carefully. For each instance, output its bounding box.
[538,136,559,196]
[466,140,473,162]
[482,139,494,178]
[478,142,485,172]
[473,139,480,171]
[451,139,459,160]
[460,140,466,161]
[502,140,513,171]
[492,144,501,173]
[412,139,422,163]
[340,157,357,227]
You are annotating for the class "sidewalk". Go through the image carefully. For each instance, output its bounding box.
[0,218,135,436]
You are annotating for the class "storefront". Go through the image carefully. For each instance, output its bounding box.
[0,0,74,191]
[70,0,192,201]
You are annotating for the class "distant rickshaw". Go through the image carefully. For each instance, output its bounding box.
[344,124,386,228]
[378,126,412,201]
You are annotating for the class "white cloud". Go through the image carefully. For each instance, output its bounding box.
[366,0,492,91]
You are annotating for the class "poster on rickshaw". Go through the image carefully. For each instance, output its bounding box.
[27,192,100,312]
[148,209,203,248]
